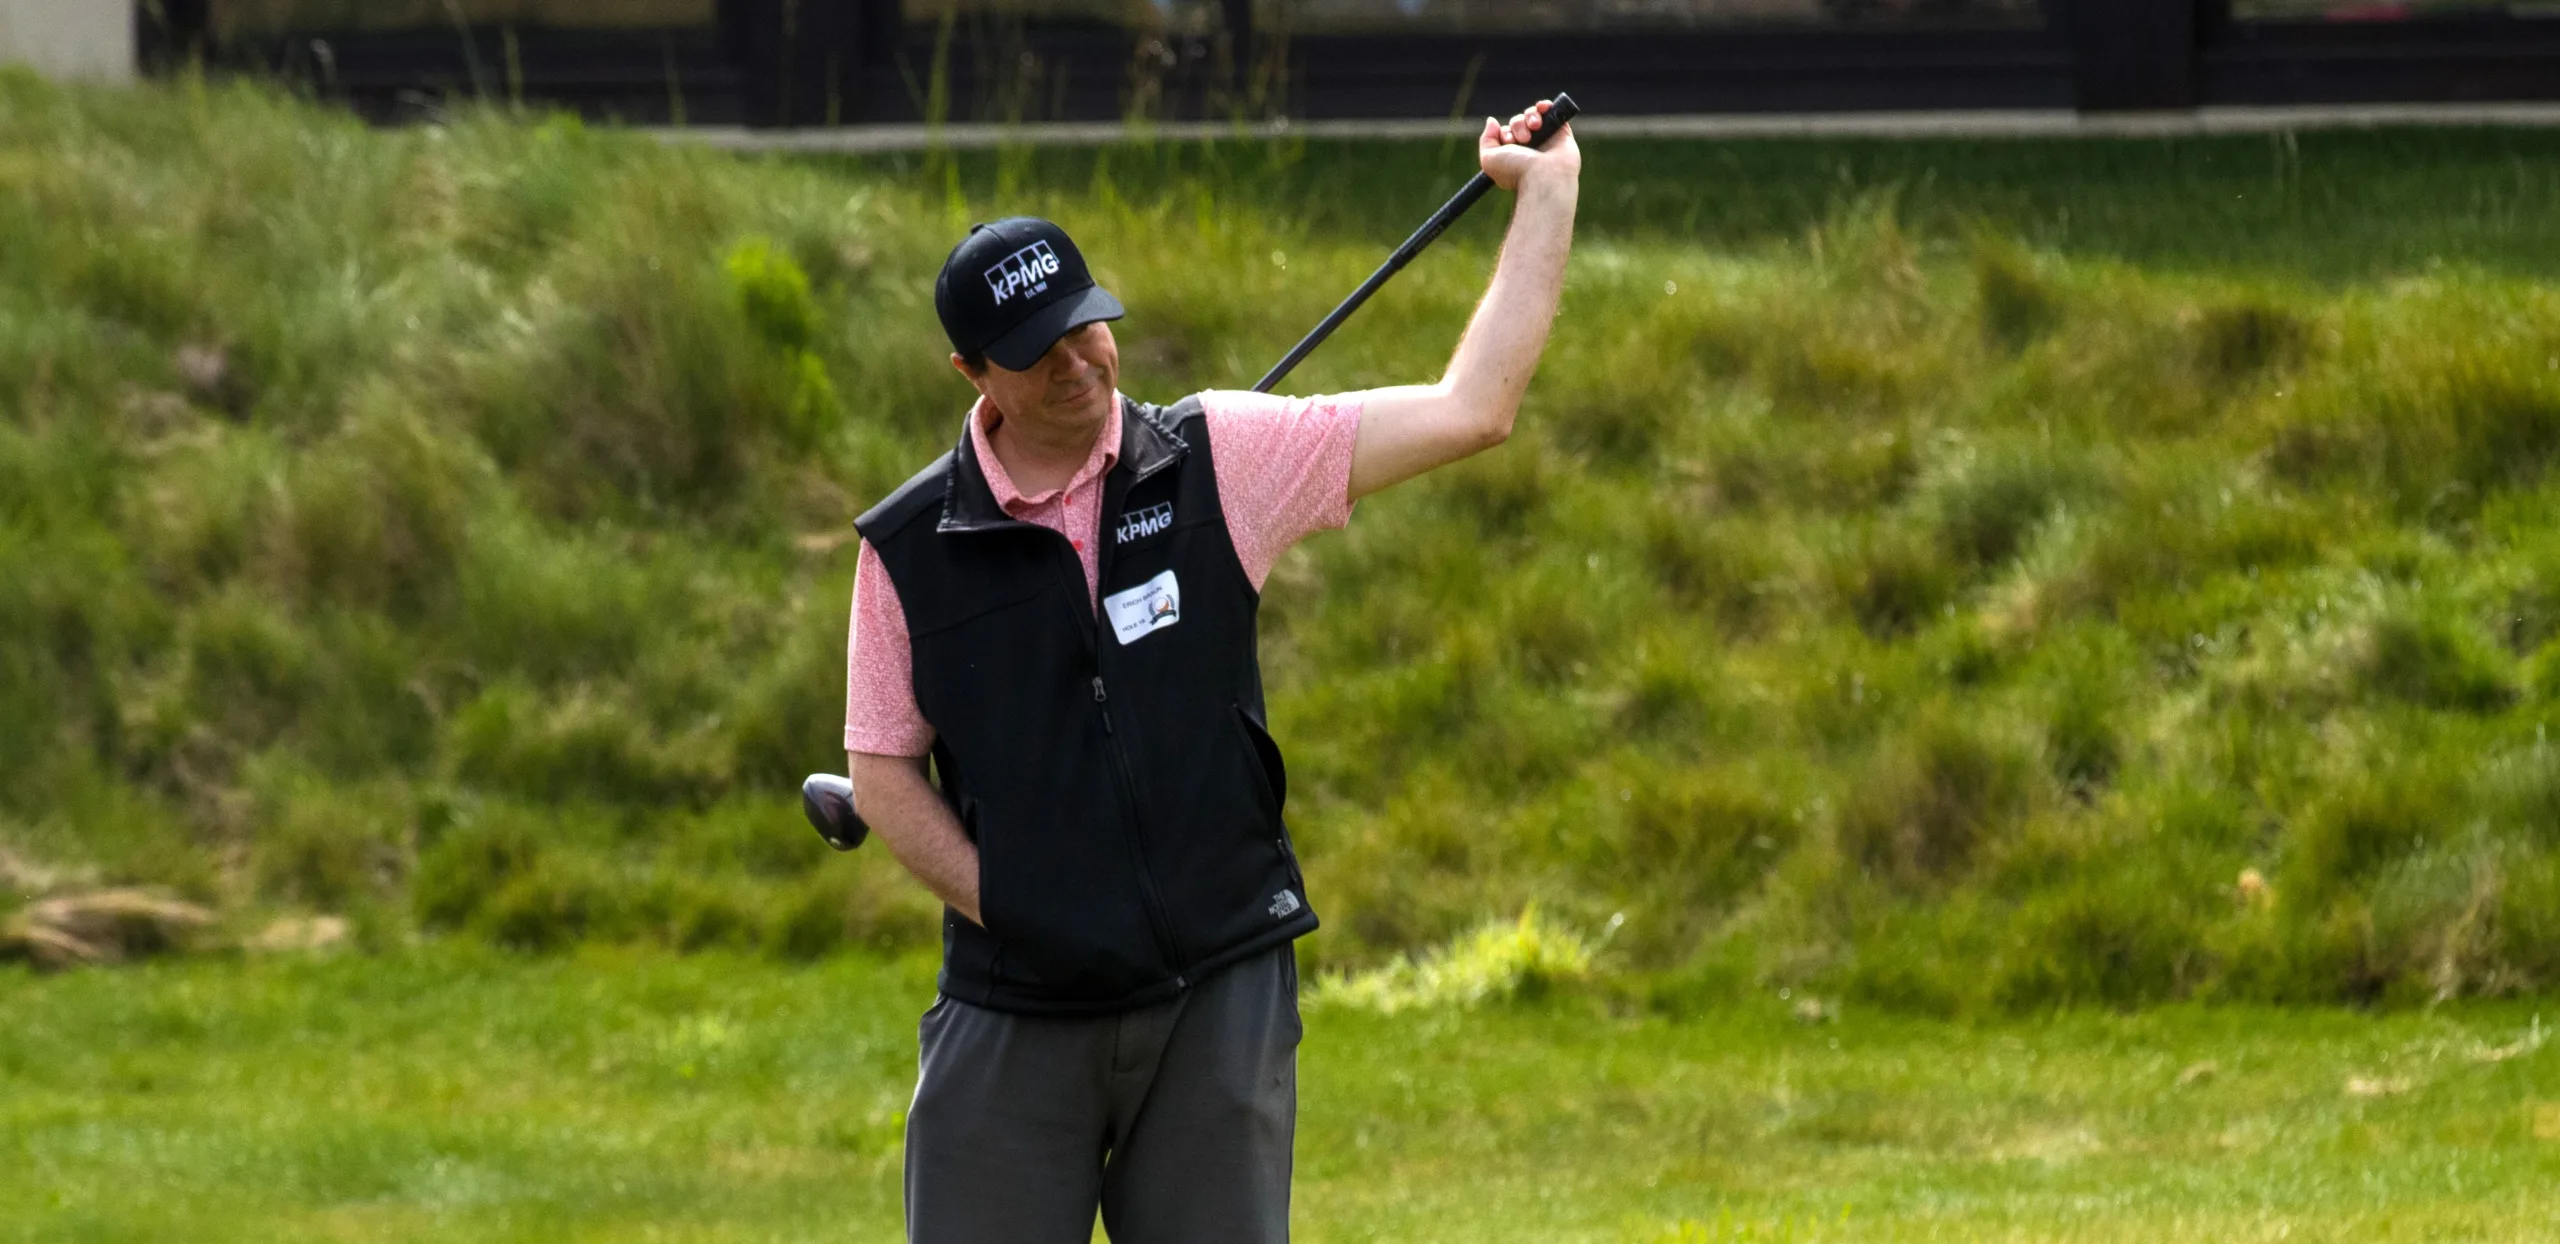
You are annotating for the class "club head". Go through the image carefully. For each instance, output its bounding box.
[801,773,867,851]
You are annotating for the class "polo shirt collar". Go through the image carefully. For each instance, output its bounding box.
[940,392,1188,534]
[971,393,1119,517]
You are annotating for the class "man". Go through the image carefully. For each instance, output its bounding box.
[844,100,1579,1243]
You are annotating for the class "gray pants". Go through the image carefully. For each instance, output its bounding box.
[904,945,1302,1244]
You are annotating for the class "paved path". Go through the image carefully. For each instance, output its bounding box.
[657,102,2560,154]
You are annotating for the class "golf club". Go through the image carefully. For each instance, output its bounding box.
[800,90,1579,852]
[1253,91,1580,394]
[803,773,865,850]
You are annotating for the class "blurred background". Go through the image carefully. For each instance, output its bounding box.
[28,0,2560,125]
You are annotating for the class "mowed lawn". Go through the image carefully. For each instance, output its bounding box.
[4,948,2556,1243]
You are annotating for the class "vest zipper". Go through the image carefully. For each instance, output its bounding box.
[925,401,1204,997]
[1092,673,1192,985]
[1085,444,1195,988]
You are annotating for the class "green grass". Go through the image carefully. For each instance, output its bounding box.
[842,123,2560,285]
[9,69,2560,1014]
[5,948,2558,1241]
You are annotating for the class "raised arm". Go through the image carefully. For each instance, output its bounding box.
[1346,101,1581,501]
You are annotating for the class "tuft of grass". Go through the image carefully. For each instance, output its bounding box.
[411,807,545,932]
[1822,523,1956,639]
[1310,906,1595,1014]
[2192,299,2308,381]
[2355,601,2517,712]
[1971,232,2061,351]
[1837,711,2043,890]
[2284,760,2465,904]
[246,769,410,911]
[1994,863,2206,1010]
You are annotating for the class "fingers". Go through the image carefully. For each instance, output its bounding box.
[1492,100,1555,146]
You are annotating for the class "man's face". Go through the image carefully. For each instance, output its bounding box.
[955,321,1120,431]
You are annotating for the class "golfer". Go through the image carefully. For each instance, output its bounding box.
[844,100,1578,1243]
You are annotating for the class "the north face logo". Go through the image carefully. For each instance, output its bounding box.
[1268,890,1302,919]
[1115,501,1173,545]
[983,240,1062,305]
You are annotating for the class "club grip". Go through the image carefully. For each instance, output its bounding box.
[1250,90,1582,395]
[1523,92,1579,148]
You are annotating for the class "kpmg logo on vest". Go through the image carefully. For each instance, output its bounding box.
[1115,501,1173,545]
[983,240,1062,306]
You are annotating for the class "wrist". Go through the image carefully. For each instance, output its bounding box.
[1517,165,1579,197]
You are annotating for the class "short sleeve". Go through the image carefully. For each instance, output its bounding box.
[1195,389,1364,591]
[844,538,936,757]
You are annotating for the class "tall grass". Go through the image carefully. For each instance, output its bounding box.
[6,70,2560,1012]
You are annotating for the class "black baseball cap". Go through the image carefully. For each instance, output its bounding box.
[934,217,1125,372]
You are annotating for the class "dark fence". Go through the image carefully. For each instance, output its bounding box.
[138,1,2560,127]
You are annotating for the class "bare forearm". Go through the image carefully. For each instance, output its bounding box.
[1345,102,1580,499]
[848,751,982,926]
[1443,173,1579,432]
[1346,169,1581,500]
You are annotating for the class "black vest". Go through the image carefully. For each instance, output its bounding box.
[855,394,1318,1015]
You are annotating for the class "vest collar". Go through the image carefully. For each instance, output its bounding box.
[940,395,1189,534]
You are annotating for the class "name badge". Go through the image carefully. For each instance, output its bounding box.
[1102,570,1181,645]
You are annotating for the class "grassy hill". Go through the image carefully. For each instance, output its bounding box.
[7,70,2560,1013]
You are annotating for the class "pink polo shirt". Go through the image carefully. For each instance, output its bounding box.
[843,389,1363,757]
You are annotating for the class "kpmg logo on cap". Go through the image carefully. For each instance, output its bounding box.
[984,240,1063,306]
